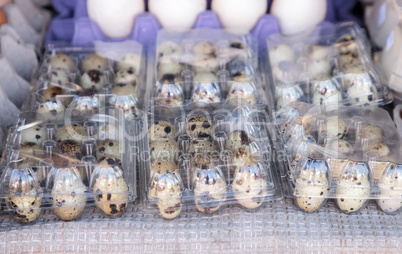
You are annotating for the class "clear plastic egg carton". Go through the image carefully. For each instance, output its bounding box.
[137,104,282,220]
[275,101,402,215]
[24,41,146,116]
[0,107,137,224]
[144,28,270,111]
[266,22,393,113]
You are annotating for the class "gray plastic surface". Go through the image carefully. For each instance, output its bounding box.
[0,199,401,253]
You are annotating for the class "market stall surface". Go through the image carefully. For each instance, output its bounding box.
[0,198,400,253]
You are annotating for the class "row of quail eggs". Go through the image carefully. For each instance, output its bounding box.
[270,32,383,111]
[3,120,129,223]
[147,113,271,219]
[154,39,262,107]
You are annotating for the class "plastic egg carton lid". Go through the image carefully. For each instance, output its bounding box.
[0,199,401,253]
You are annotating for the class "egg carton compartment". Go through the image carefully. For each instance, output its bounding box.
[265,22,393,112]
[144,28,270,110]
[138,104,282,220]
[275,102,402,215]
[0,108,138,224]
[23,41,146,116]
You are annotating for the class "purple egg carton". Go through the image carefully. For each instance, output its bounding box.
[45,0,357,49]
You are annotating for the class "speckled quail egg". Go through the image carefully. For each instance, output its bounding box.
[186,115,212,139]
[116,53,141,74]
[189,139,218,157]
[272,61,300,85]
[148,120,175,141]
[36,100,65,122]
[80,70,108,92]
[49,53,76,72]
[96,139,120,158]
[92,166,129,216]
[360,123,383,142]
[20,125,47,145]
[226,75,257,106]
[56,123,86,143]
[336,162,371,213]
[311,78,342,106]
[82,53,109,72]
[49,69,73,86]
[377,164,402,214]
[191,72,221,104]
[232,163,268,209]
[50,167,87,221]
[150,160,178,175]
[367,143,390,158]
[148,168,183,220]
[338,52,361,69]
[231,147,257,169]
[157,41,182,58]
[5,168,43,223]
[192,55,219,74]
[225,130,252,151]
[345,68,378,104]
[112,68,137,96]
[149,139,179,162]
[269,44,295,66]
[193,167,227,214]
[193,41,218,56]
[56,140,84,161]
[154,75,184,106]
[227,57,254,78]
[324,117,348,140]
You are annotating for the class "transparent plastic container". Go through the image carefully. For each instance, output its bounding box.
[1,108,138,224]
[265,22,393,113]
[275,102,402,214]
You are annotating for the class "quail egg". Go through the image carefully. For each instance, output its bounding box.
[225,130,251,151]
[36,100,65,122]
[193,167,227,214]
[80,70,108,92]
[92,166,129,216]
[367,143,390,158]
[311,78,342,106]
[189,139,218,157]
[96,139,120,158]
[56,140,84,161]
[304,44,331,61]
[336,162,371,213]
[232,162,268,209]
[157,57,183,79]
[377,164,402,214]
[157,41,182,58]
[50,167,87,221]
[191,72,221,104]
[49,53,76,72]
[82,53,109,72]
[116,53,141,74]
[148,168,183,220]
[148,120,175,141]
[360,123,383,142]
[20,125,46,145]
[149,139,178,162]
[269,44,295,66]
[56,123,86,143]
[346,69,378,105]
[324,117,348,140]
[112,68,137,96]
[186,115,212,139]
[294,159,329,213]
[49,69,73,86]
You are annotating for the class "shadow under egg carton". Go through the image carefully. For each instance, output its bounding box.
[265,22,393,113]
[144,28,270,111]
[0,108,139,224]
[273,101,402,215]
[137,104,282,220]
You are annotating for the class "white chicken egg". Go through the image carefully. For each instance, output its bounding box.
[87,0,145,38]
[212,0,267,34]
[270,0,327,36]
[149,0,206,31]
